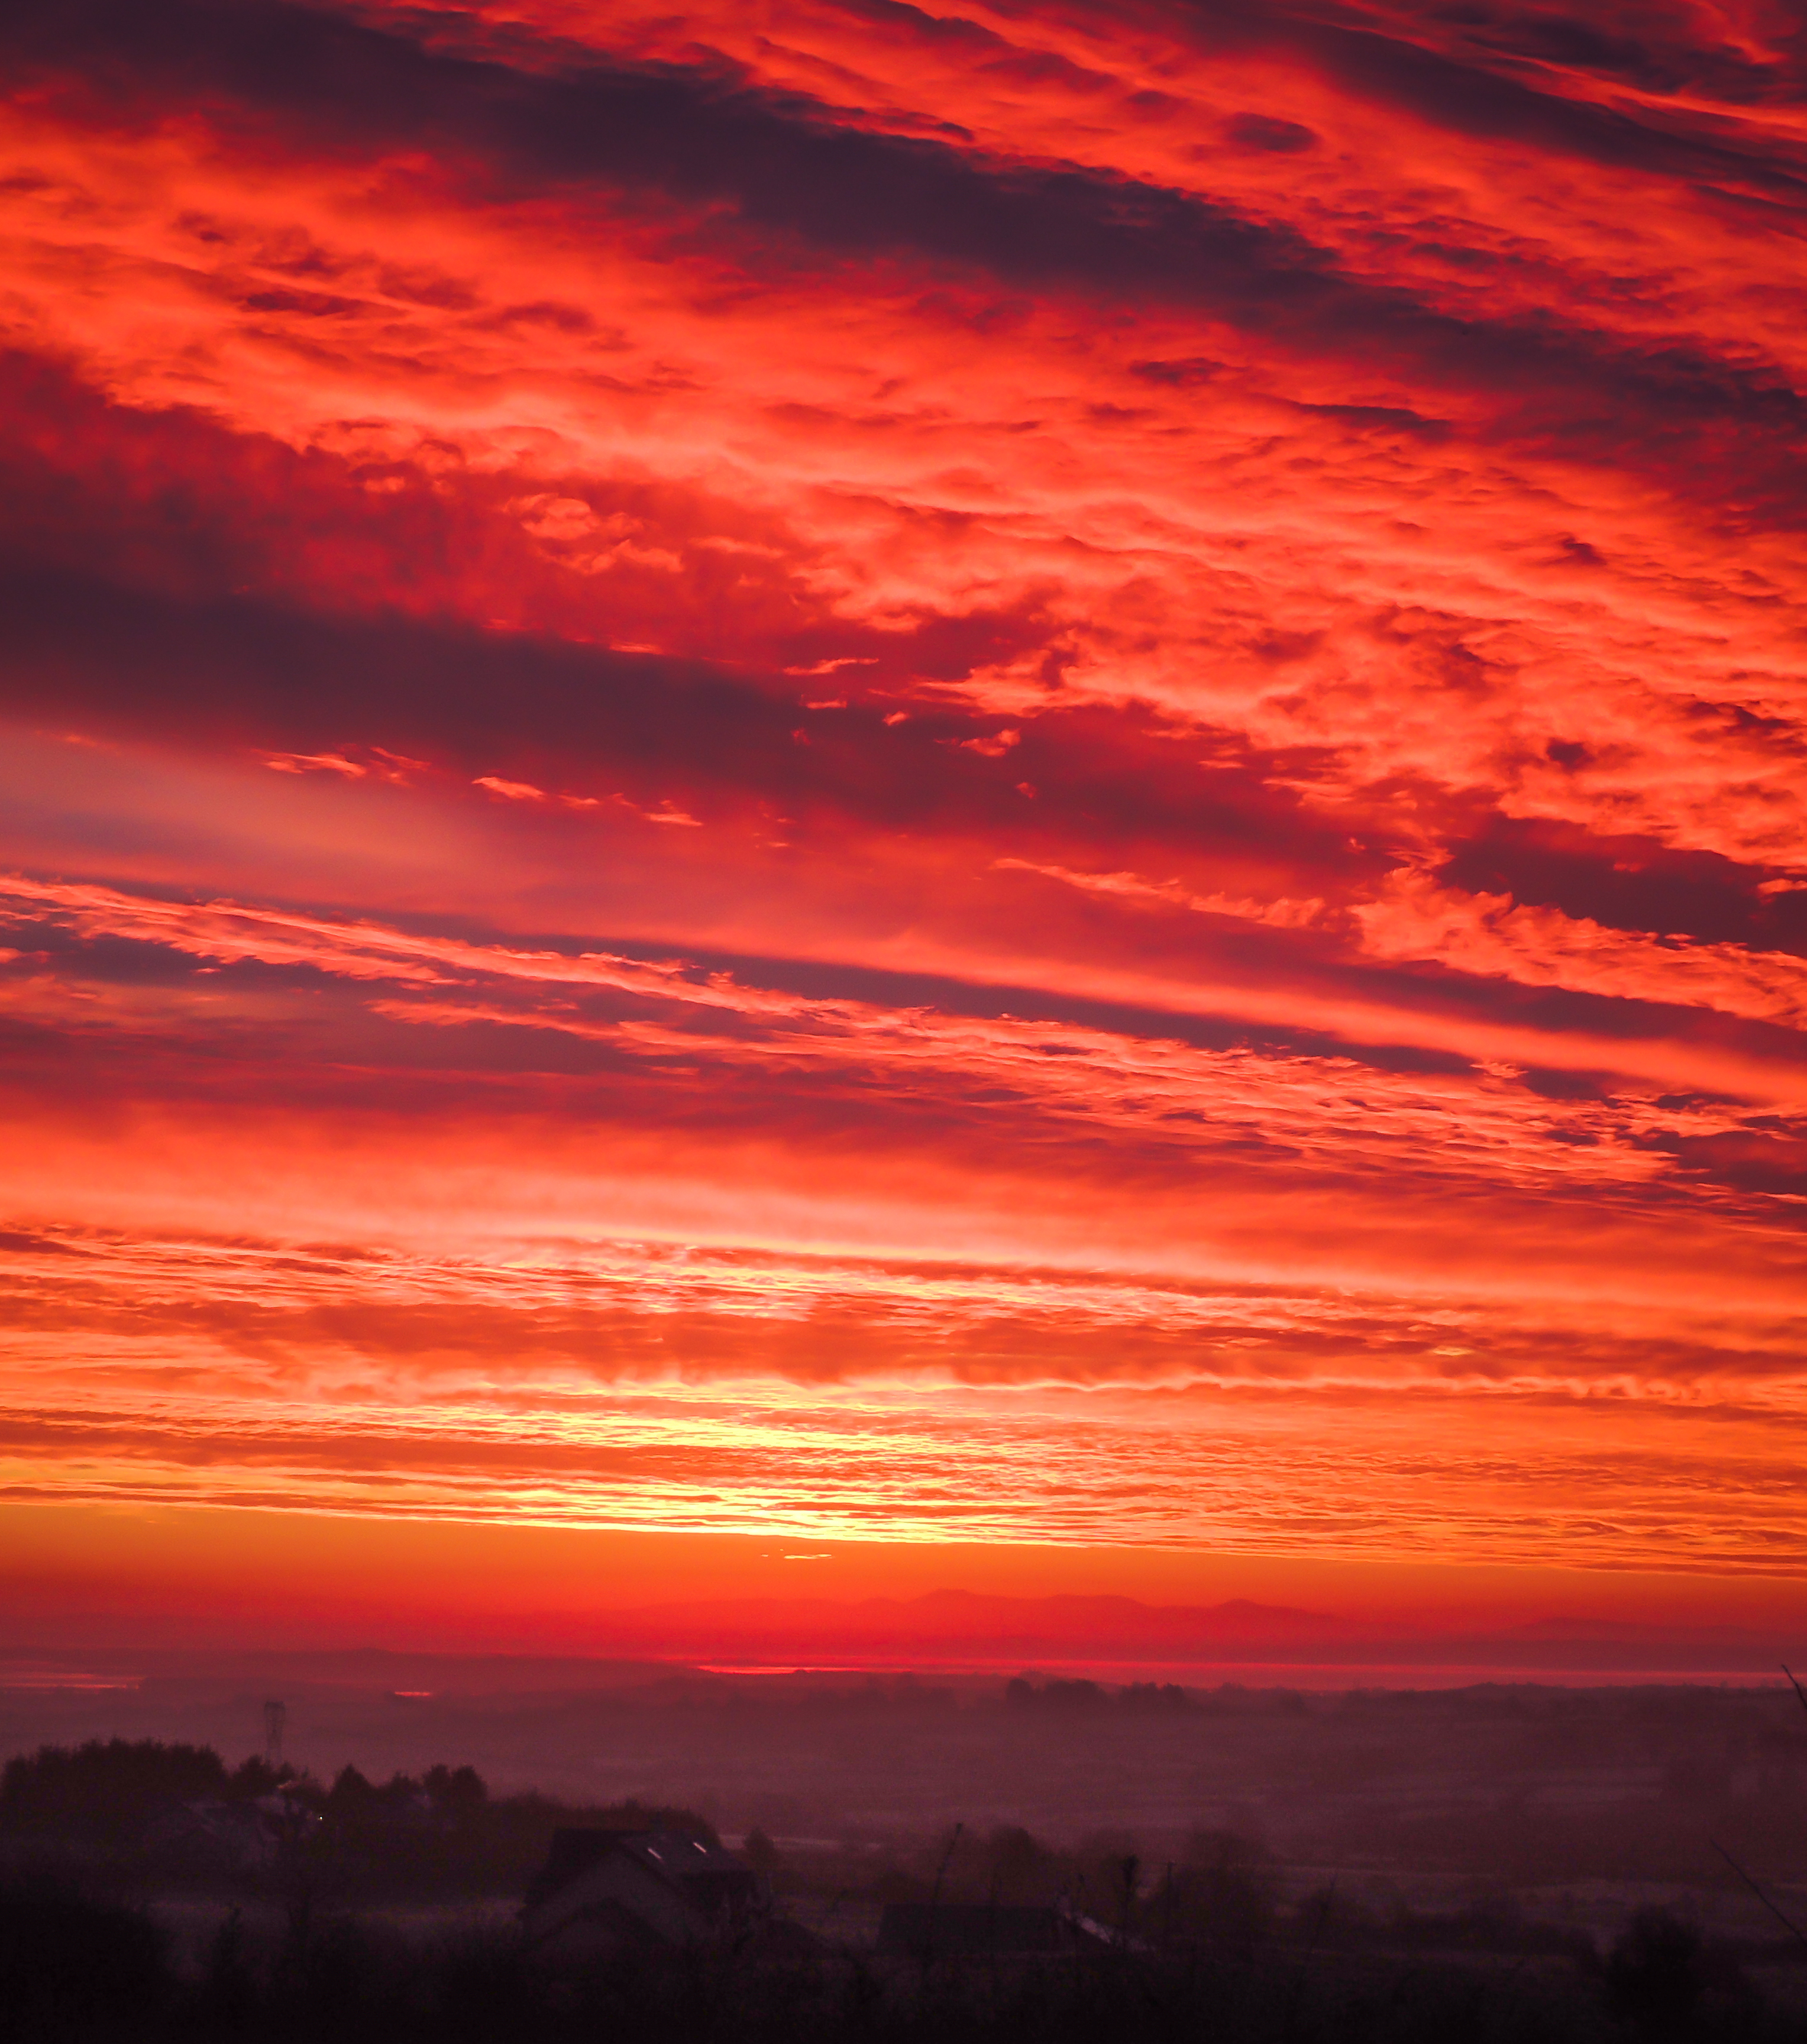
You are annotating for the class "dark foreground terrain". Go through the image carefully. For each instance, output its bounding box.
[7,1671,1807,2040]
[0,1871,1797,2044]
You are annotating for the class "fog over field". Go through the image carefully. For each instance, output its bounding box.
[13,1610,1807,2040]
[9,1628,1807,1943]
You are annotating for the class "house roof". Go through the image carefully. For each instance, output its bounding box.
[628,1831,749,1880]
[528,1828,755,1912]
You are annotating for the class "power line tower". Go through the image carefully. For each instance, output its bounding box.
[263,1699,286,1772]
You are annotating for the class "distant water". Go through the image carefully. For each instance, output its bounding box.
[4,1654,1786,1694]
[0,1662,144,1691]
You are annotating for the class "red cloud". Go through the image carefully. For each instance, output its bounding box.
[1,0,1806,1610]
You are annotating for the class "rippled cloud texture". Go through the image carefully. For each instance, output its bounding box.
[4,0,1807,1612]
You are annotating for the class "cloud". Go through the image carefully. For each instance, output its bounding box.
[472,775,548,801]
[266,752,367,777]
[2,0,1807,1590]
[1353,868,1807,1029]
[995,858,1324,930]
[9,0,1805,462]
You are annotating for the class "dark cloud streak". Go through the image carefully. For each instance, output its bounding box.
[5,0,1805,499]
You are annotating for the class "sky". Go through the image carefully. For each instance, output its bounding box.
[4,0,1807,1660]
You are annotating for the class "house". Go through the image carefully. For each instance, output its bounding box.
[144,1787,321,1874]
[876,1901,1121,1959]
[143,1795,289,1872]
[523,1829,762,1959]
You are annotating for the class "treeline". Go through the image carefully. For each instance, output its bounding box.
[0,1740,711,1899]
[1004,1678,1192,1713]
[2,1742,257,1843]
[0,1742,490,1843]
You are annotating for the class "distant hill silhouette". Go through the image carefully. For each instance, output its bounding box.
[579,1589,1799,1674]
[600,1590,1341,1656]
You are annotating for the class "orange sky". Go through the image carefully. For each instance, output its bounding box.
[4,0,1807,1661]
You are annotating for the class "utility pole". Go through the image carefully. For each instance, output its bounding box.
[264,1699,286,1771]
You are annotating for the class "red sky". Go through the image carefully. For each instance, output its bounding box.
[4,0,1807,1660]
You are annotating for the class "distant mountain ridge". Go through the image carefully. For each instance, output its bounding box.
[605,1589,1339,1650]
[589,1589,1801,1673]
